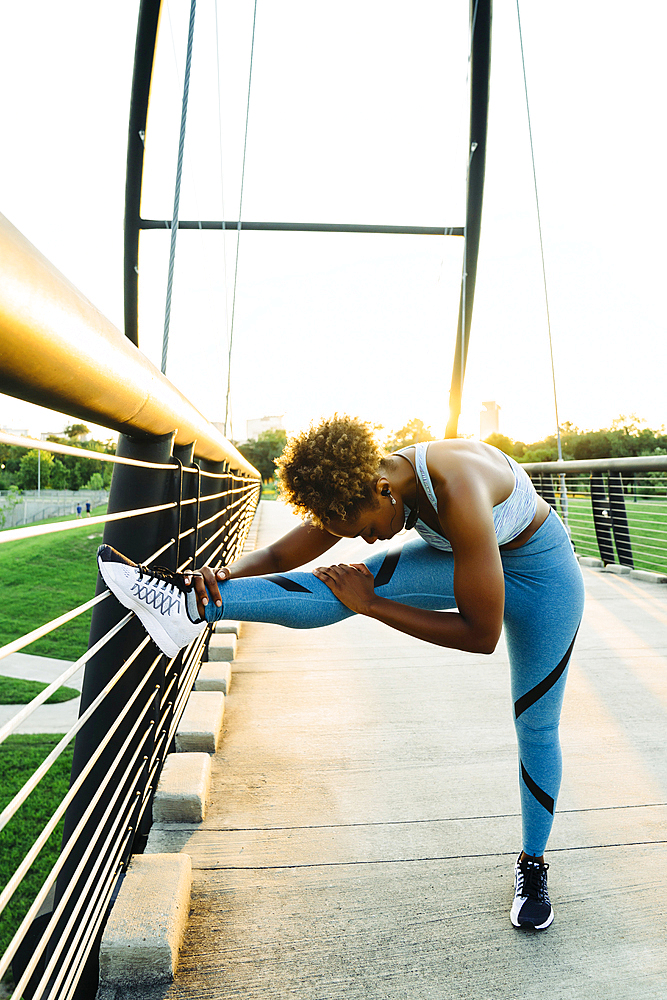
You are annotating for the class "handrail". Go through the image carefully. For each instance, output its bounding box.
[522,454,667,576]
[0,213,259,477]
[522,455,667,474]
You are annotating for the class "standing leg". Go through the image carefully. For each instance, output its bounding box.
[502,512,585,927]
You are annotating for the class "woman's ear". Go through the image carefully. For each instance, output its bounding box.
[376,476,391,498]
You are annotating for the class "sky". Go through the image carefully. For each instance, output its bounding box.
[0,0,665,447]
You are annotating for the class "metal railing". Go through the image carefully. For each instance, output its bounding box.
[524,456,667,576]
[0,214,260,998]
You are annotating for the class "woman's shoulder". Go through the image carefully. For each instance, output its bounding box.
[424,440,514,502]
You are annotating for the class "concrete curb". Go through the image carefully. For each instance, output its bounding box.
[208,633,237,661]
[630,568,667,584]
[153,752,212,823]
[578,555,667,584]
[98,854,192,989]
[175,691,225,753]
[196,662,232,695]
[214,619,241,637]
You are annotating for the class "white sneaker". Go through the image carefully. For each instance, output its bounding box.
[510,854,554,930]
[97,544,207,658]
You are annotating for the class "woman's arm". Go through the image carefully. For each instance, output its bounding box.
[191,520,340,613]
[314,475,505,653]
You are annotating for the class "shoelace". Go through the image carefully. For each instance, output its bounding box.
[516,861,550,903]
[137,563,190,594]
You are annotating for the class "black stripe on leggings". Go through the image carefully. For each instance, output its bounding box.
[374,547,402,588]
[521,761,554,815]
[514,630,579,720]
[264,574,313,594]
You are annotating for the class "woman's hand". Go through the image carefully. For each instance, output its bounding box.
[312,562,377,615]
[184,565,230,618]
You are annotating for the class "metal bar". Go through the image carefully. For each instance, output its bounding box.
[125,0,164,346]
[1,683,156,982]
[140,219,464,236]
[0,213,259,476]
[0,432,172,468]
[0,614,134,747]
[445,0,492,438]
[522,455,667,474]
[24,758,145,1000]
[0,500,177,545]
[0,675,155,933]
[51,431,176,994]
[0,592,109,664]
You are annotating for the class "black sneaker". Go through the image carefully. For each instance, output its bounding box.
[510,854,554,930]
[97,544,207,658]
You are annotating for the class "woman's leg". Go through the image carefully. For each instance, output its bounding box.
[204,538,457,628]
[502,512,585,858]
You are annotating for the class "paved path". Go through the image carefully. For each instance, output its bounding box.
[149,502,667,996]
[0,652,82,734]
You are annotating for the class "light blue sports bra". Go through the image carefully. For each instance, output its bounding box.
[399,443,538,552]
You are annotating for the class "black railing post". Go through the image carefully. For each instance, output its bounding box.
[48,431,175,998]
[125,0,164,346]
[197,460,227,568]
[590,473,616,564]
[608,472,634,568]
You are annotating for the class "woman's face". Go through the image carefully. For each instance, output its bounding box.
[325,495,403,544]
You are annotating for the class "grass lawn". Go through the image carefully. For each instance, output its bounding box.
[0,509,106,662]
[0,677,79,705]
[0,734,74,971]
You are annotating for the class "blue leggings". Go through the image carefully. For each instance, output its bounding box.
[205,510,584,856]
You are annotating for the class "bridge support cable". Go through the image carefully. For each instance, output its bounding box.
[214,0,232,392]
[224,0,258,439]
[515,0,569,527]
[446,0,492,439]
[162,0,197,375]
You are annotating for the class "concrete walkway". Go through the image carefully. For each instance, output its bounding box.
[0,652,82,733]
[145,503,667,995]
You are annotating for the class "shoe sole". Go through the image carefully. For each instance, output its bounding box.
[98,554,183,659]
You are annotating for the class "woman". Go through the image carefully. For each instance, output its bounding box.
[98,414,584,931]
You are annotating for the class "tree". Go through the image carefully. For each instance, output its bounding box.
[50,459,70,489]
[64,423,90,441]
[238,429,287,483]
[483,433,514,456]
[0,485,22,529]
[17,449,55,489]
[384,419,435,453]
[85,472,105,490]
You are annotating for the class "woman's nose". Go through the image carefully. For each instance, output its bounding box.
[364,536,377,544]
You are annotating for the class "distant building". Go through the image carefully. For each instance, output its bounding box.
[246,415,285,441]
[1,426,30,439]
[480,401,500,441]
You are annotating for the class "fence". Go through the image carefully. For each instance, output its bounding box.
[0,211,261,999]
[0,490,109,530]
[524,455,667,576]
